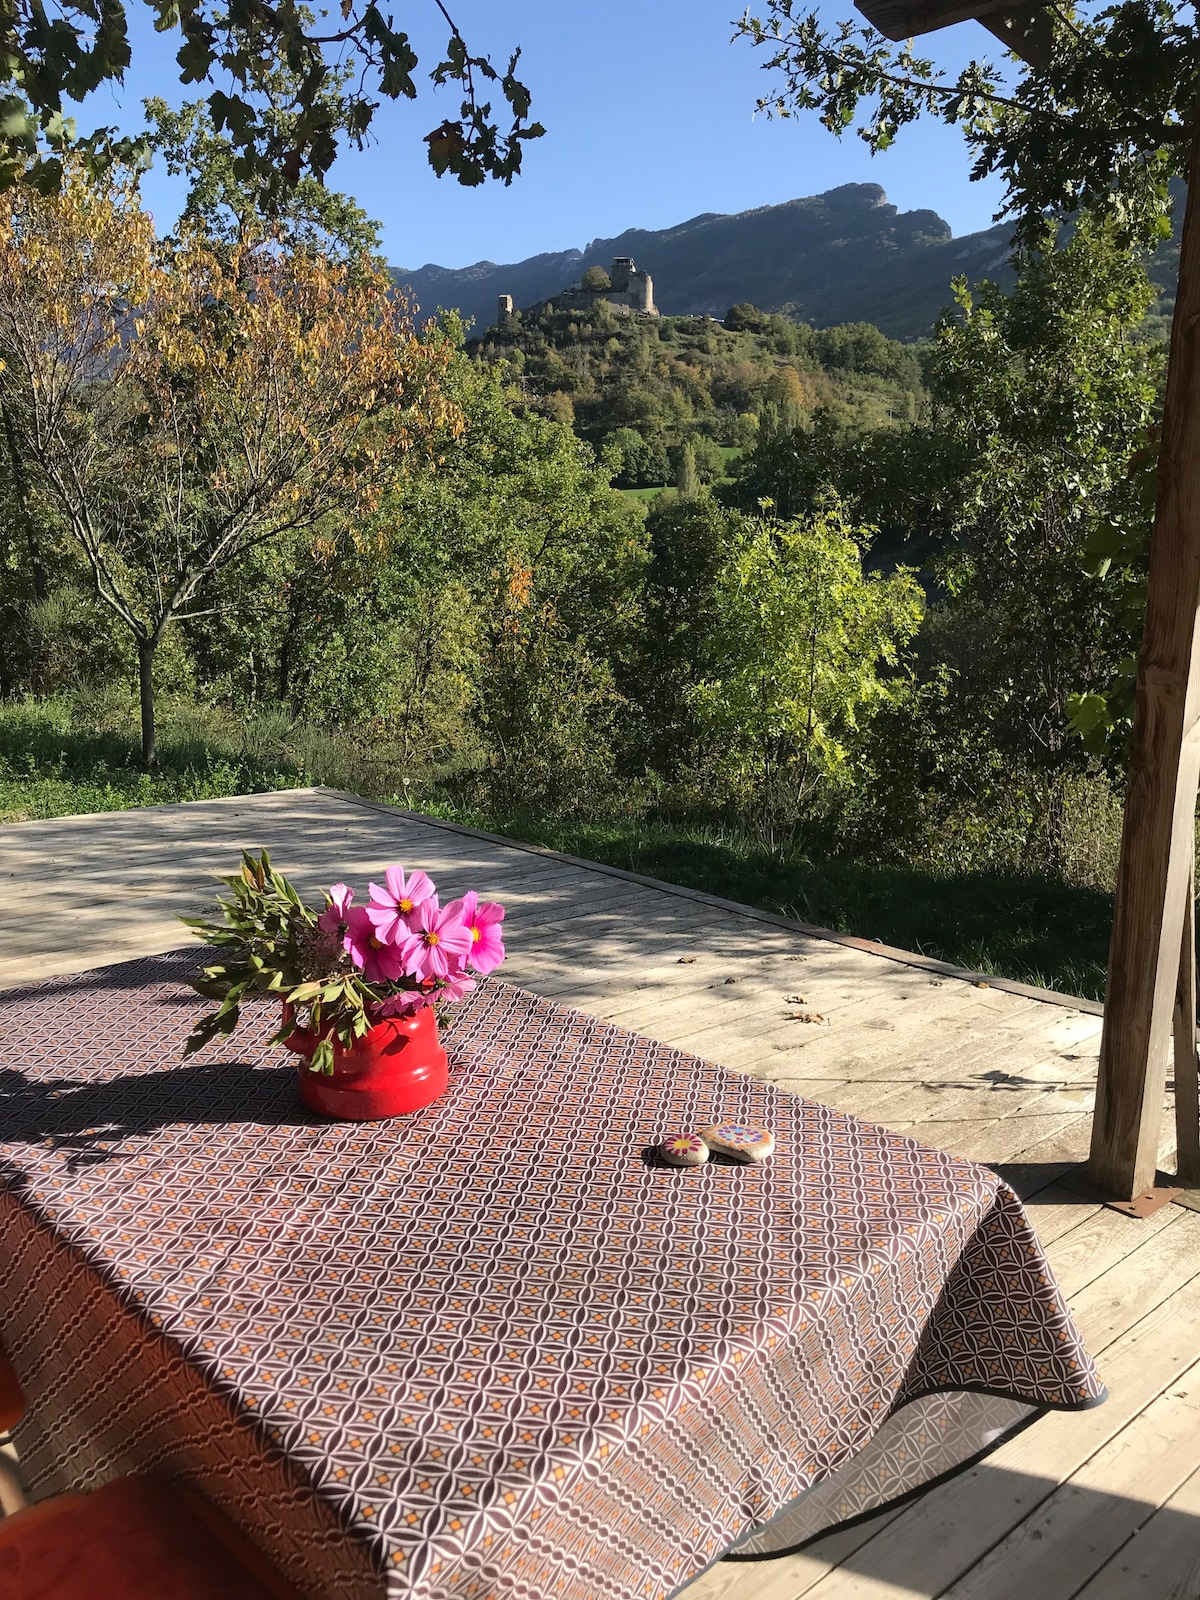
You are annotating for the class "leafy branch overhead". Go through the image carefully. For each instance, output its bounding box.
[0,0,543,201]
[733,0,1200,246]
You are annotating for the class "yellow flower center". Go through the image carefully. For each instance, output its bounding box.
[471,925,480,942]
[427,931,440,946]
[399,898,414,913]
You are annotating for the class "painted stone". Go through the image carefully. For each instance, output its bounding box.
[659,1134,710,1168]
[699,1122,775,1162]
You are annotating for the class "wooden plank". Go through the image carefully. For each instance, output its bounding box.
[1090,124,1200,1202]
[853,0,1049,44]
[820,1040,1099,1133]
[679,1505,908,1600]
[327,789,1104,1014]
[1014,1182,1103,1248]
[678,992,1055,1087]
[990,1158,1079,1202]
[1056,1208,1200,1353]
[683,1218,1200,1599]
[888,1110,1092,1169]
[1072,1460,1200,1600]
[1040,1202,1175,1301]
[938,1358,1200,1600]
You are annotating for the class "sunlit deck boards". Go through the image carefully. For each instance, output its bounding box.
[2,785,1196,1600]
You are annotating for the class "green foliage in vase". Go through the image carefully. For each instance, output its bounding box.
[182,848,370,1074]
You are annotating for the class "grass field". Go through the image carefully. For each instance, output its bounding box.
[618,485,670,504]
[0,697,1112,1000]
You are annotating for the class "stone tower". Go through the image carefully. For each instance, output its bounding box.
[605,257,656,316]
[609,257,634,293]
[497,293,514,322]
[624,266,656,316]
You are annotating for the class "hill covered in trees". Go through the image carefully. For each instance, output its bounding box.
[469,298,924,489]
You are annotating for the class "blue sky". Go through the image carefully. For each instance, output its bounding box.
[87,1,1011,269]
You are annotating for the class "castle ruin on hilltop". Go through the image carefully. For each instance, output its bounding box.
[497,256,658,327]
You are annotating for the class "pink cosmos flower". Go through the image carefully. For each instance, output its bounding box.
[317,882,354,936]
[373,989,431,1018]
[438,964,477,1004]
[398,895,473,981]
[445,891,506,975]
[366,864,436,945]
[342,905,405,985]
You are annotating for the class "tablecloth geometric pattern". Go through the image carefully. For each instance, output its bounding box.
[0,951,1103,1600]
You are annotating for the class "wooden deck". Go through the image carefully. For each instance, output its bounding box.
[2,786,1197,1600]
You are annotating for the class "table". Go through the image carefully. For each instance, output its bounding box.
[0,952,1103,1600]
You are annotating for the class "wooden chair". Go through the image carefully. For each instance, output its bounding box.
[0,1348,26,1518]
[0,1346,304,1600]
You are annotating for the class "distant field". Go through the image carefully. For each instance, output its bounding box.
[619,450,741,504]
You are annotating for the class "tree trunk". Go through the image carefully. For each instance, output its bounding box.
[2,396,47,604]
[0,606,13,699]
[137,636,158,772]
[277,582,302,706]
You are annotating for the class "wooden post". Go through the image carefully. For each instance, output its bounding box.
[1175,866,1200,1186]
[1088,122,1200,1201]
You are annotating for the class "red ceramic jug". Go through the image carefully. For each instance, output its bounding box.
[283,1003,448,1120]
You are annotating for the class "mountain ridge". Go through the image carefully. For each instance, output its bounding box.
[393,184,1015,342]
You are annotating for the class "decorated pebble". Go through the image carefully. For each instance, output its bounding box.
[699,1122,775,1162]
[658,1134,710,1168]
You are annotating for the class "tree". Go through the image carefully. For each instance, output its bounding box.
[927,228,1160,768]
[687,504,923,848]
[733,2,1196,249]
[582,266,612,292]
[674,441,700,497]
[724,304,769,333]
[0,0,542,201]
[180,341,647,811]
[143,60,383,260]
[0,164,459,767]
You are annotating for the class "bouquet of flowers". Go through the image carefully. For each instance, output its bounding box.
[183,849,505,1073]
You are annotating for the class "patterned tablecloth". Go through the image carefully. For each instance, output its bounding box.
[0,952,1103,1600]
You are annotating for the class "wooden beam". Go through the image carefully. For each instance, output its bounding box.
[854,0,1053,63]
[1174,867,1200,1185]
[1088,123,1200,1201]
[855,0,1035,39]
[976,3,1054,69]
